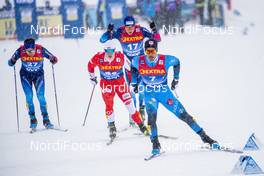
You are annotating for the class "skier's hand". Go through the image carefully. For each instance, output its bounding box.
[50,56,58,64]
[171,78,179,91]
[8,58,16,67]
[107,23,114,33]
[90,76,98,85]
[131,83,138,94]
[149,21,157,33]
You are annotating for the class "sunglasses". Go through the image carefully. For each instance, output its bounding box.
[145,49,157,55]
[104,48,115,54]
[26,48,35,53]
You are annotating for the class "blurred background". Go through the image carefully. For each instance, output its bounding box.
[0,0,236,41]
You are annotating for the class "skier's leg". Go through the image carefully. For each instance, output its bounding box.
[116,80,149,135]
[144,93,161,154]
[125,69,137,126]
[20,71,37,128]
[145,94,159,140]
[138,81,145,121]
[158,88,202,133]
[101,85,116,138]
[158,88,218,146]
[102,89,115,124]
[34,74,47,116]
[33,73,53,128]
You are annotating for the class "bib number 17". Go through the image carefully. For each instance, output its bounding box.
[127,43,138,51]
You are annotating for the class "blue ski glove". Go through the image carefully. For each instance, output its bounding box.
[8,59,16,66]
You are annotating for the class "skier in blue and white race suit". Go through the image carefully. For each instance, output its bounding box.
[131,39,218,155]
[100,16,161,126]
[8,38,58,130]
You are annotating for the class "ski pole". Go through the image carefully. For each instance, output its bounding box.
[51,64,60,127]
[82,84,96,126]
[13,66,20,132]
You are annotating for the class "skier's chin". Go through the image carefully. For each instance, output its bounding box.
[106,53,113,59]
[126,31,133,35]
[147,55,156,61]
[27,52,35,57]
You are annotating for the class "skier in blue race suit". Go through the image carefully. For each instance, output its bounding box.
[131,39,218,155]
[8,38,58,130]
[100,16,161,126]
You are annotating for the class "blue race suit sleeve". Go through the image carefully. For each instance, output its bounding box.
[42,47,55,60]
[165,55,180,79]
[141,27,153,38]
[131,56,140,84]
[99,28,122,43]
[8,48,20,66]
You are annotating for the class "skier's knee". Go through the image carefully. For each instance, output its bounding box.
[147,110,157,126]
[179,111,196,125]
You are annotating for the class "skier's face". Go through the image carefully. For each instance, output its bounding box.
[145,48,157,61]
[25,48,36,56]
[125,25,135,35]
[105,49,115,59]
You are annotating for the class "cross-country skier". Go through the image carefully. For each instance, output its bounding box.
[100,16,161,126]
[131,39,218,155]
[87,41,149,140]
[8,38,58,130]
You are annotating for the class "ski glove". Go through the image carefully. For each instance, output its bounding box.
[107,23,114,32]
[171,78,179,90]
[149,21,157,33]
[50,56,58,64]
[90,76,98,85]
[8,58,16,66]
[131,83,138,94]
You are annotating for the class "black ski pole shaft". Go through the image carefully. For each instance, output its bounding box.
[82,84,96,126]
[13,66,20,132]
[51,64,60,127]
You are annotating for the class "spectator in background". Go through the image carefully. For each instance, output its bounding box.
[143,0,156,21]
[82,2,92,29]
[0,0,12,11]
[154,0,162,31]
[45,0,52,10]
[136,0,144,15]
[195,0,205,25]
[175,0,184,32]
[226,0,231,10]
[154,0,169,33]
[207,0,216,26]
[165,0,177,34]
[96,0,105,29]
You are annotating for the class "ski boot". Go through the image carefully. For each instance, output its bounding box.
[29,113,37,129]
[198,129,219,149]
[30,118,38,129]
[43,115,54,129]
[108,122,117,139]
[151,137,161,155]
[138,123,150,136]
[139,105,146,122]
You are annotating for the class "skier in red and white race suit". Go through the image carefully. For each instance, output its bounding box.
[87,41,149,139]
